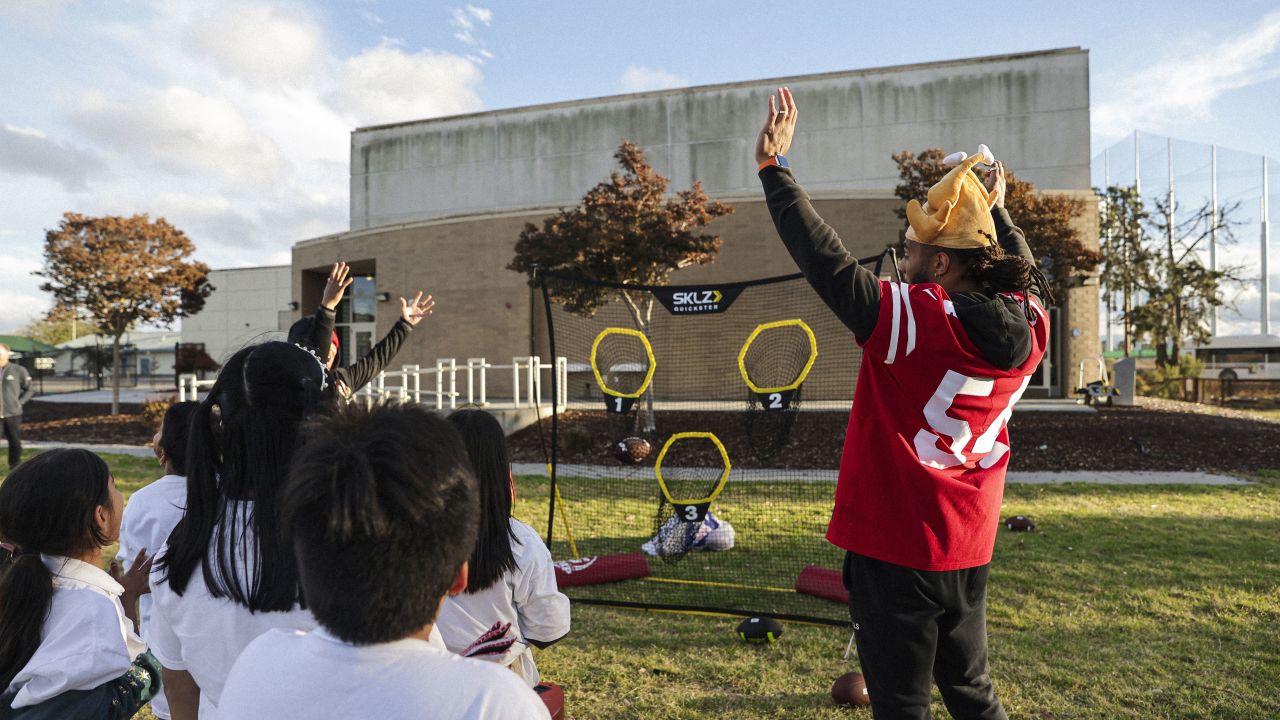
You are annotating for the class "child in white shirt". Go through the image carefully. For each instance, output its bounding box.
[150,342,329,719]
[116,401,198,720]
[0,449,159,718]
[219,402,550,720]
[438,409,571,686]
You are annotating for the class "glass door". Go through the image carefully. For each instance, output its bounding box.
[335,275,378,367]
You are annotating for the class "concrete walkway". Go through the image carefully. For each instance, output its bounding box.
[512,463,1251,485]
[20,445,1253,485]
[33,389,176,404]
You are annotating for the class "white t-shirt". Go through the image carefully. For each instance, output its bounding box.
[148,502,316,719]
[117,473,187,718]
[6,555,146,708]
[219,628,551,720]
[437,519,571,685]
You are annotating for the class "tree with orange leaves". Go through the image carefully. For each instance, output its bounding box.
[38,213,213,414]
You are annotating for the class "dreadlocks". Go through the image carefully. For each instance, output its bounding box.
[946,244,1055,317]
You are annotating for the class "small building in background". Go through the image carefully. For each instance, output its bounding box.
[180,265,293,365]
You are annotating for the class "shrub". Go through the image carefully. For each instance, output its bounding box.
[1136,356,1203,400]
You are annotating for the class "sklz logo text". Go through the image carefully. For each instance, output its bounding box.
[672,290,723,307]
[655,285,742,315]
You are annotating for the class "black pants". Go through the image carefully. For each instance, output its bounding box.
[843,552,1006,720]
[2,416,21,469]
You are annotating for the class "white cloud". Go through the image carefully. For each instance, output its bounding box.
[1094,10,1280,137]
[70,86,288,189]
[0,124,104,192]
[0,253,49,334]
[0,2,491,326]
[334,40,484,126]
[183,2,327,88]
[620,65,689,93]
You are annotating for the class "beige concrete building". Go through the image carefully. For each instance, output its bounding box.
[293,48,1098,398]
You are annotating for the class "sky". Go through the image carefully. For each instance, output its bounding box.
[2,0,1280,335]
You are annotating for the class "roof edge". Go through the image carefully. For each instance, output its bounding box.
[354,47,1087,135]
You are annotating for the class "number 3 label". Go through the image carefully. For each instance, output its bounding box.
[912,370,1030,470]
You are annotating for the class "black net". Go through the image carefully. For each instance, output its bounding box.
[538,255,893,625]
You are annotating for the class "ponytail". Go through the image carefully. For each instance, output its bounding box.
[0,553,54,690]
[0,449,114,689]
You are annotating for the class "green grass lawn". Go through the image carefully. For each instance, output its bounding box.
[12,450,1280,719]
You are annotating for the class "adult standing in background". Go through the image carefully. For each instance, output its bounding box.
[0,344,35,471]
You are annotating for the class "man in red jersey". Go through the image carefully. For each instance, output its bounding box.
[754,87,1050,720]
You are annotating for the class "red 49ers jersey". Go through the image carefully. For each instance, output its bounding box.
[827,281,1049,571]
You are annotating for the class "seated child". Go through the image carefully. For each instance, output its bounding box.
[116,401,197,720]
[437,408,571,686]
[0,449,160,718]
[218,402,550,719]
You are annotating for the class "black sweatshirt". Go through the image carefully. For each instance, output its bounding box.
[308,306,413,400]
[759,166,1037,371]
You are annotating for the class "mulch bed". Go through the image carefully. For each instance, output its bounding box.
[19,398,1280,474]
[19,401,155,446]
[509,403,1280,474]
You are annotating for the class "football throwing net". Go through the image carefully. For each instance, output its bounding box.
[537,252,895,625]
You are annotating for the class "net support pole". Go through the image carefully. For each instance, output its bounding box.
[538,272,560,548]
[1210,145,1218,338]
[1263,155,1271,336]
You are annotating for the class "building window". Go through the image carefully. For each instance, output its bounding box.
[335,275,377,367]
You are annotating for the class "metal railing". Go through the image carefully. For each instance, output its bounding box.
[179,356,568,410]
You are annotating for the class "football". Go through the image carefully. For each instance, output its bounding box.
[613,437,652,465]
[831,672,870,707]
[1004,515,1036,532]
[736,615,783,644]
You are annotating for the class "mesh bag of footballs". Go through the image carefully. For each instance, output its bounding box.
[613,436,652,465]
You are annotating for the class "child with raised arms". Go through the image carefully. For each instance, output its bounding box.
[0,449,159,718]
[437,408,570,686]
[219,402,550,719]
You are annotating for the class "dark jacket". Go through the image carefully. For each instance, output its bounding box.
[0,363,34,418]
[759,166,1039,370]
[0,651,161,720]
[305,307,413,401]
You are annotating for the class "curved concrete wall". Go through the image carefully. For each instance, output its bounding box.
[351,48,1089,230]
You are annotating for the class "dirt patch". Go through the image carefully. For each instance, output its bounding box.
[509,403,1280,473]
[19,401,155,446]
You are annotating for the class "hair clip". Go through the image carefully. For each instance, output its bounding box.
[291,343,330,393]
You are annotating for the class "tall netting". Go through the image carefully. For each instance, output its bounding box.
[538,253,894,625]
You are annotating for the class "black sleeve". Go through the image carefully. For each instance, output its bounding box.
[991,207,1044,301]
[760,166,882,343]
[339,320,413,394]
[311,306,336,360]
[1,652,161,720]
[17,368,34,405]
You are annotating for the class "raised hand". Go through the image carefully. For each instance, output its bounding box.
[400,291,435,327]
[984,160,1007,209]
[755,86,798,165]
[321,262,354,310]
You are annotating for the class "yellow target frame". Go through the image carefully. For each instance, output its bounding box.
[590,327,656,399]
[654,432,732,505]
[737,318,819,394]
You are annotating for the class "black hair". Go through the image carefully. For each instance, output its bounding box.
[158,401,199,476]
[282,402,478,644]
[925,244,1057,312]
[0,449,114,689]
[158,341,328,612]
[446,409,519,593]
[286,315,318,348]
